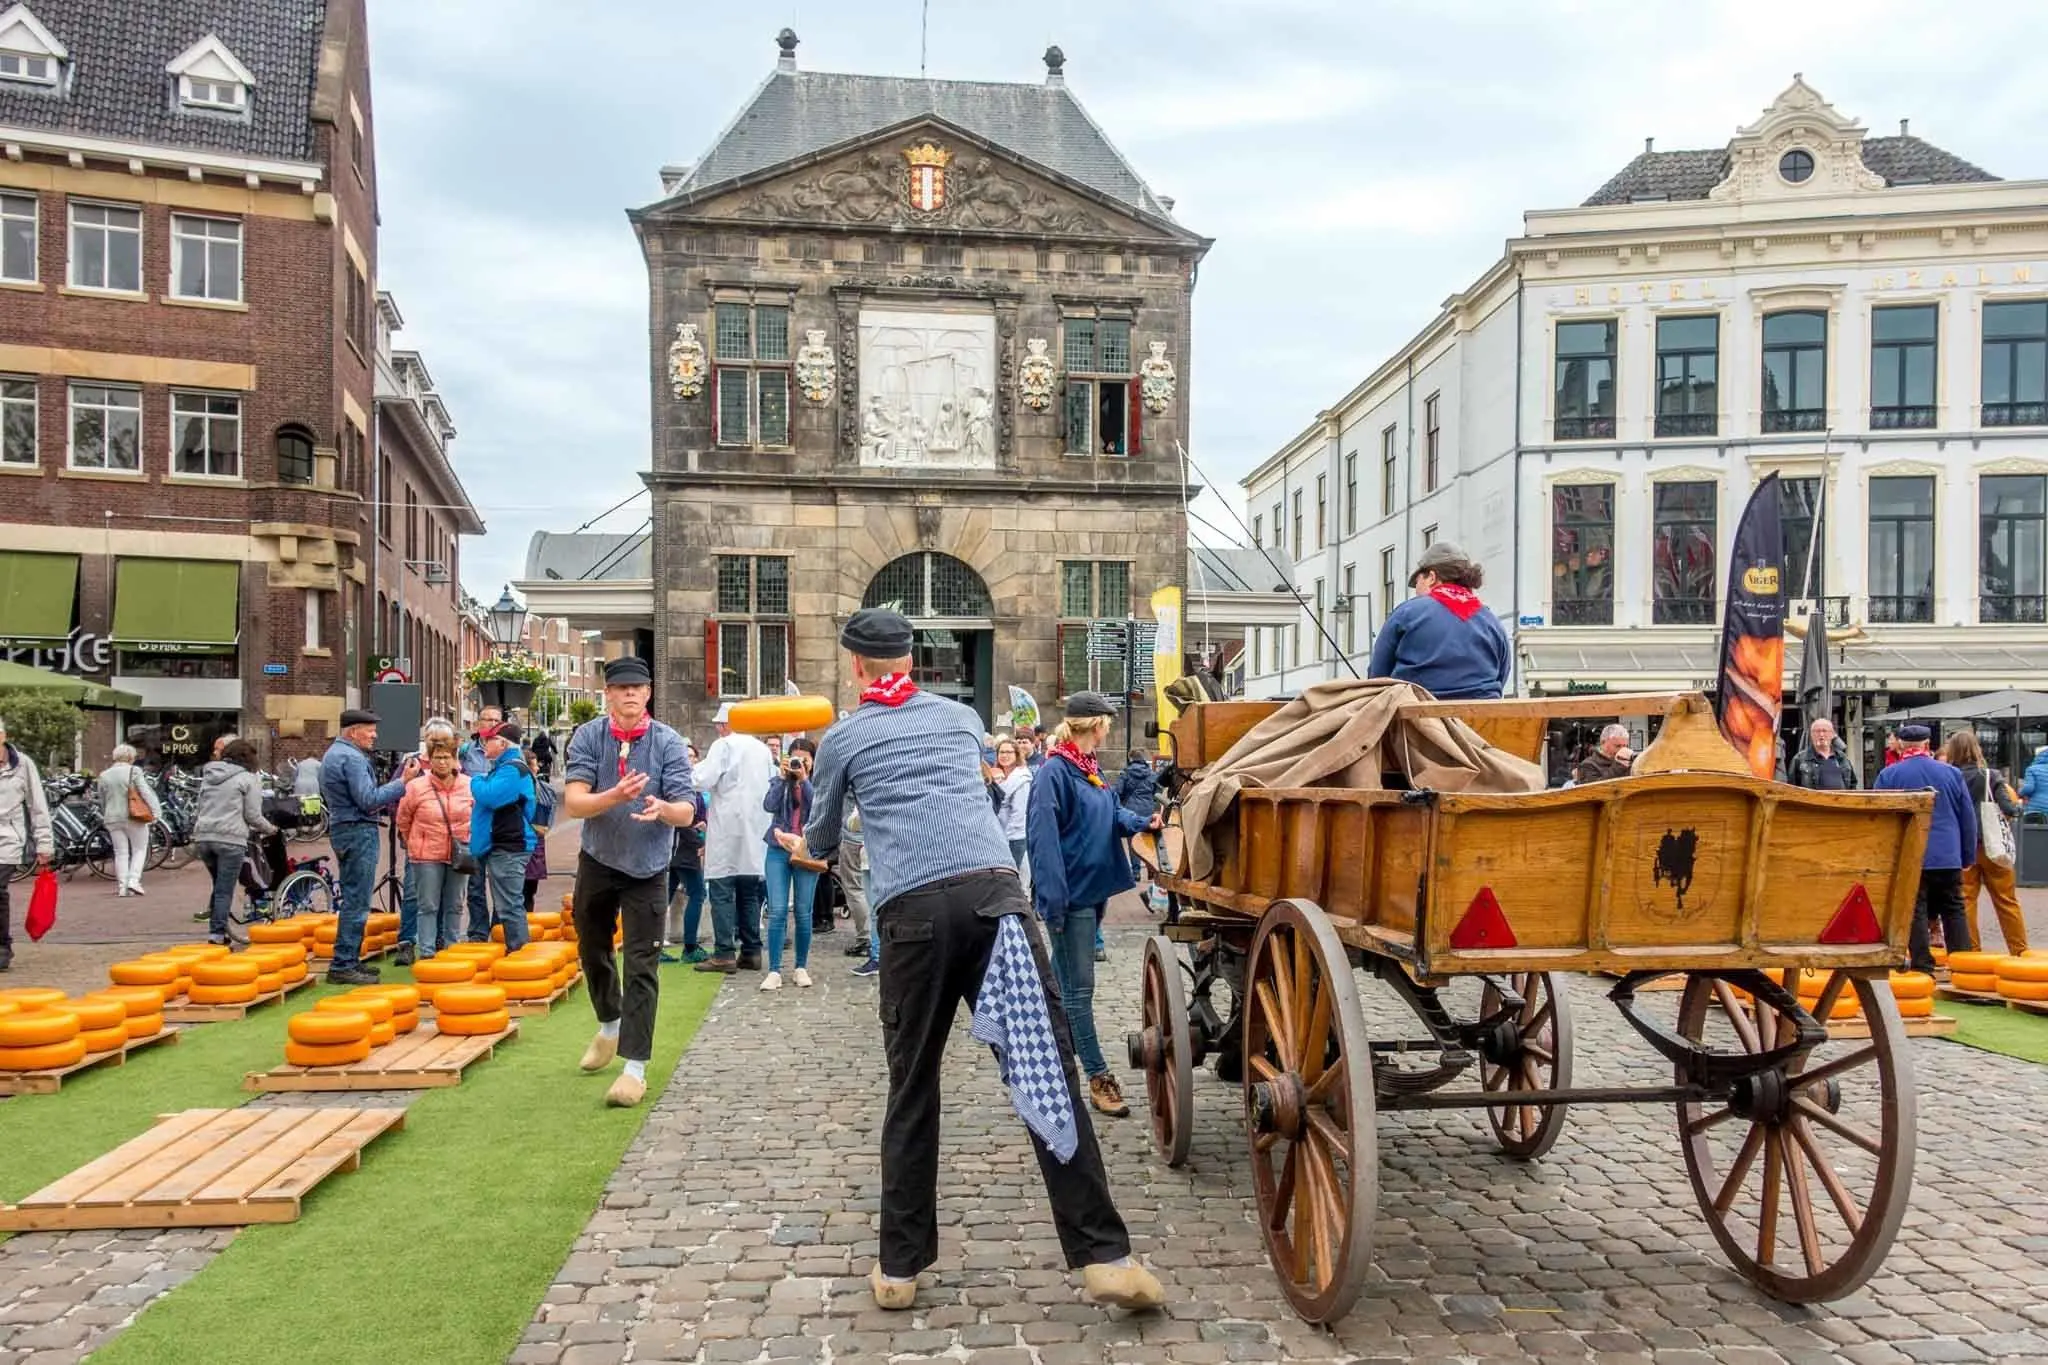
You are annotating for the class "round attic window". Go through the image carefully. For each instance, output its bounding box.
[1779,149,1815,184]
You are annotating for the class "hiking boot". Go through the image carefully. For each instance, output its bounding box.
[605,1072,646,1107]
[869,1264,916,1311]
[394,944,416,967]
[1080,1260,1164,1311]
[735,953,761,972]
[1089,1073,1130,1118]
[326,966,380,986]
[682,946,710,964]
[694,956,738,974]
[579,1032,618,1073]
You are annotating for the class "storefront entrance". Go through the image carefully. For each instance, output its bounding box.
[864,552,997,727]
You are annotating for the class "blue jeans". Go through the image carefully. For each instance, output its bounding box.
[465,863,492,942]
[763,845,819,972]
[485,849,530,951]
[412,860,468,957]
[708,875,764,959]
[1047,904,1108,1077]
[666,865,706,949]
[867,867,880,962]
[329,822,381,970]
[196,840,244,939]
[398,853,418,947]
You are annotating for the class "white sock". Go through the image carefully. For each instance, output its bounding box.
[879,1269,914,1285]
[599,1020,620,1040]
[622,1058,646,1081]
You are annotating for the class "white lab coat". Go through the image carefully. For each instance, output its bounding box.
[694,731,776,879]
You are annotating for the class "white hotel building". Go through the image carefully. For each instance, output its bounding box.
[1242,79,2048,777]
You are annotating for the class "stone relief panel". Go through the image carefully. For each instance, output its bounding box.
[858,308,998,470]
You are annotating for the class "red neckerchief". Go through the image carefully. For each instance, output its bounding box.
[609,716,651,777]
[860,673,919,707]
[1050,741,1105,787]
[1429,584,1484,621]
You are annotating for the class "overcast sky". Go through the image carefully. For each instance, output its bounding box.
[364,0,2048,602]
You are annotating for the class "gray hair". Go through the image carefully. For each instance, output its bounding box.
[111,743,138,764]
[1600,723,1629,745]
[1808,716,1835,733]
[422,717,458,742]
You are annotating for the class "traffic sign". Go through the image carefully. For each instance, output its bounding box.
[373,666,410,685]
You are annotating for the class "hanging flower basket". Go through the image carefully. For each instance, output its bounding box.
[465,655,548,716]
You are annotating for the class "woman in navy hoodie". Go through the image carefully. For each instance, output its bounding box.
[1027,692,1158,1119]
[1367,541,1511,700]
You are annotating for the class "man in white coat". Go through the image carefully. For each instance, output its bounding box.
[692,703,777,974]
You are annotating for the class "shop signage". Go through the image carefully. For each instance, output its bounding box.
[263,663,289,676]
[162,724,204,761]
[1564,681,1609,694]
[2,629,113,677]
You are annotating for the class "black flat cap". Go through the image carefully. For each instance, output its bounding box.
[604,655,652,686]
[840,607,914,657]
[1897,723,1932,742]
[1064,691,1118,718]
[494,720,525,745]
[339,708,379,728]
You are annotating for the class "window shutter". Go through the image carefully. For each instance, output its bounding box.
[704,618,719,698]
[1128,379,1143,455]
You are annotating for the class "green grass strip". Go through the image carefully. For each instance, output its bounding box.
[91,966,721,1365]
[1942,998,2048,1065]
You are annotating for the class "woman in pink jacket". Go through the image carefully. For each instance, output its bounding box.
[396,741,474,958]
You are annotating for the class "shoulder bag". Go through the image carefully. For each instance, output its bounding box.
[126,768,154,823]
[1977,769,2016,869]
[435,785,479,875]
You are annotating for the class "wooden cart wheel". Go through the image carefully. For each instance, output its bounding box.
[1243,899,1376,1324]
[1126,935,1196,1168]
[1479,972,1572,1160]
[1674,971,1916,1303]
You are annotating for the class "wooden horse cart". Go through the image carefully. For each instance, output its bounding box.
[1131,691,1934,1323]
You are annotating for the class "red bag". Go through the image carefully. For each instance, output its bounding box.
[25,867,57,941]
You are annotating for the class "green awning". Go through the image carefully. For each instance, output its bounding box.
[110,558,240,654]
[0,659,143,710]
[0,551,79,646]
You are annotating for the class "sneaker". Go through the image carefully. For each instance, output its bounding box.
[658,951,681,964]
[682,947,710,964]
[1095,947,1108,963]
[852,957,879,978]
[326,966,380,986]
[1080,1260,1164,1311]
[605,1072,646,1108]
[793,968,812,988]
[736,953,761,972]
[207,935,235,950]
[579,1033,618,1073]
[870,1264,916,1311]
[394,944,416,967]
[1089,1073,1130,1118]
[759,971,783,991]
[844,939,871,957]
[694,956,738,974]
[128,884,146,897]
[115,887,129,897]
[191,909,210,923]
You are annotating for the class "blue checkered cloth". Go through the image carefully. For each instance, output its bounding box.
[971,914,1079,1164]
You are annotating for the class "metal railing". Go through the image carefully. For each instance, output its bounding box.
[1762,408,1827,433]
[1654,411,1717,438]
[1554,415,1617,441]
[1867,595,1934,624]
[1870,405,1935,430]
[1984,401,2047,427]
[1980,594,2048,623]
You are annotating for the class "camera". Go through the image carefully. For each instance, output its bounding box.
[782,754,809,777]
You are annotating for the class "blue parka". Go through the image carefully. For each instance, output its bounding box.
[1027,754,1149,931]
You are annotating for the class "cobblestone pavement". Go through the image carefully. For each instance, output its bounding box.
[516,919,2048,1365]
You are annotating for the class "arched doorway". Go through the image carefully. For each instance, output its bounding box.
[863,552,995,723]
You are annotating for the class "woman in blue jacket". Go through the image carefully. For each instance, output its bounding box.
[1367,541,1511,700]
[1026,692,1158,1119]
[759,737,819,991]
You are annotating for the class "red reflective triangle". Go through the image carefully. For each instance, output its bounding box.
[1819,884,1883,945]
[1450,886,1518,950]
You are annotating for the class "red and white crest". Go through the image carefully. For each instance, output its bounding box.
[903,141,952,214]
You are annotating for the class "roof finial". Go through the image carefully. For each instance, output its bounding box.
[1644,136,1654,154]
[1043,44,1065,88]
[776,27,798,73]
[1900,117,1910,137]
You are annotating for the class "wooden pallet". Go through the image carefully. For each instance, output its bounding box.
[1828,1012,1959,1041]
[163,971,319,1024]
[0,1105,404,1231]
[418,976,583,1019]
[242,1019,518,1093]
[2005,996,2048,1018]
[307,942,398,970]
[1936,984,2006,1006]
[0,1027,181,1097]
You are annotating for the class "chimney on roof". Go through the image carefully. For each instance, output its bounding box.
[1159,195,1175,214]
[776,27,799,73]
[1900,117,1910,137]
[1644,136,1654,154]
[1043,45,1065,88]
[659,164,691,194]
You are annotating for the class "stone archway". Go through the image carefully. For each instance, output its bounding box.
[863,552,994,721]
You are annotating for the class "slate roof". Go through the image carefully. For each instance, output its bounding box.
[1190,546,1292,596]
[671,67,1173,219]
[0,0,326,164]
[523,532,653,583]
[1581,134,1997,206]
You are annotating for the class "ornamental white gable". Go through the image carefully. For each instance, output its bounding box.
[166,32,255,110]
[1709,76,1885,204]
[0,3,66,84]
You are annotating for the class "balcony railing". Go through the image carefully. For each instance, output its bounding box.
[1984,401,2047,427]
[1867,595,1934,624]
[1654,411,1718,438]
[1981,594,2048,623]
[1762,407,1827,433]
[1652,597,1716,626]
[1788,596,1853,627]
[1870,405,1935,430]
[1551,599,1614,626]
[1555,415,1617,441]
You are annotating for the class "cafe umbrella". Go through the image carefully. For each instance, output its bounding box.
[0,658,143,710]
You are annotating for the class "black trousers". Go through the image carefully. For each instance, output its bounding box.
[0,875,12,949]
[1910,866,1972,973]
[876,868,1130,1279]
[572,852,666,1063]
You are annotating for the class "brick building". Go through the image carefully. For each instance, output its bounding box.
[0,0,479,766]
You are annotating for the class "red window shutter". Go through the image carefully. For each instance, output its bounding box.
[704,618,719,698]
[1128,379,1142,455]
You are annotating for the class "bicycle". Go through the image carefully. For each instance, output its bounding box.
[201,834,341,944]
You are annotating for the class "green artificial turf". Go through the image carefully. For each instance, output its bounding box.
[92,966,721,1365]
[1943,998,2048,1065]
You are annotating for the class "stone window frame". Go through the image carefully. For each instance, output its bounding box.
[0,189,35,283]
[169,213,243,304]
[709,284,797,451]
[68,198,144,296]
[706,552,791,699]
[169,388,241,480]
[1057,299,1141,459]
[0,373,34,466]
[1055,558,1133,699]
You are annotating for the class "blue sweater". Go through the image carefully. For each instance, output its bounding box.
[1873,753,1977,870]
[1027,755,1150,930]
[468,751,537,859]
[2019,750,2048,817]
[1366,594,1512,700]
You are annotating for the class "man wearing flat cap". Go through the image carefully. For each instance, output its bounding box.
[775,607,1163,1314]
[1875,722,1977,973]
[319,708,419,985]
[1367,541,1511,700]
[561,654,699,1107]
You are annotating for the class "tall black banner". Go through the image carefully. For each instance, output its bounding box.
[1714,473,1787,781]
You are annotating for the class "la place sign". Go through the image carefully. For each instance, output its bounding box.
[2,628,113,677]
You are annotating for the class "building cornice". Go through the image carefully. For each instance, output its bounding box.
[0,125,323,188]
[640,468,1194,500]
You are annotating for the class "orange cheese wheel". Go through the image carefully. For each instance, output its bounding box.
[313,926,339,944]
[1951,972,2000,993]
[2024,948,2048,959]
[0,1001,16,1017]
[290,1009,372,1045]
[65,997,129,1031]
[489,925,506,944]
[531,911,563,929]
[192,958,261,987]
[320,994,392,1024]
[1887,972,1936,1000]
[125,1012,164,1040]
[411,958,476,984]
[284,1037,373,1068]
[359,985,421,1013]
[497,977,554,1001]
[0,1037,89,1071]
[90,985,168,1015]
[80,1023,130,1054]
[108,959,181,987]
[0,987,68,1011]
[174,942,232,959]
[392,1010,420,1035]
[1896,995,1935,1018]
[551,971,572,992]
[368,1020,397,1048]
[492,955,554,982]
[432,984,507,1015]
[368,912,400,931]
[726,694,834,736]
[188,982,260,1005]
[1997,978,2048,1001]
[280,961,309,984]
[1947,950,2004,974]
[254,973,283,995]
[0,1008,82,1047]
[1994,956,2048,984]
[247,920,306,944]
[435,1008,510,1036]
[270,942,309,966]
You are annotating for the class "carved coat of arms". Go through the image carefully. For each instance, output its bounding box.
[667,323,706,399]
[903,141,952,215]
[1139,340,1177,414]
[795,328,835,404]
[1019,338,1056,412]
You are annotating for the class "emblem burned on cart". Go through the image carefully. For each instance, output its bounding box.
[1651,827,1699,909]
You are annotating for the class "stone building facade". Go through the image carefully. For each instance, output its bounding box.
[631,32,1209,733]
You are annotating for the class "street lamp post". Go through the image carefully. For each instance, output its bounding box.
[476,586,535,719]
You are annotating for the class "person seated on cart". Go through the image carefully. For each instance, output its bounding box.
[1366,541,1511,701]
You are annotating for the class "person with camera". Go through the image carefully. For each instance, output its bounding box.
[759,738,821,990]
[468,721,538,953]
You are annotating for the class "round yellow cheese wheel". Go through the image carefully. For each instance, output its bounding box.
[359,985,421,1012]
[108,959,181,987]
[320,993,392,1024]
[0,1037,89,1071]
[247,920,306,945]
[188,982,260,1005]
[392,1010,420,1035]
[498,977,554,1001]
[254,972,283,995]
[174,942,233,959]
[726,694,834,736]
[435,1008,510,1036]
[280,961,308,984]
[1994,956,2048,984]
[79,1023,130,1054]
[1887,972,1936,1000]
[492,954,554,982]
[0,987,68,1011]
[64,997,128,1031]
[1951,972,2000,993]
[192,958,261,987]
[1896,995,1935,1019]
[531,911,562,929]
[89,986,168,1015]
[1947,950,2004,974]
[124,1012,165,1040]
[284,1037,372,1068]
[368,1019,396,1048]
[0,1008,82,1047]
[1997,978,2048,1001]
[432,984,507,1015]
[290,1009,371,1045]
[411,958,475,984]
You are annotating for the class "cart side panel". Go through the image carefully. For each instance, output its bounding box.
[1757,802,1924,952]
[1603,787,1756,949]
[1424,803,1602,950]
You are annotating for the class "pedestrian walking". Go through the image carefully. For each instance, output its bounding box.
[662,814,707,964]
[397,717,460,966]
[1942,730,2029,955]
[530,726,557,782]
[1787,718,1858,790]
[1116,749,1159,884]
[561,655,698,1108]
[97,743,161,896]
[522,779,556,915]
[1874,723,1977,973]
[1366,541,1512,700]
[319,710,419,983]
[0,715,53,972]
[396,740,473,959]
[469,721,538,952]
[777,607,1163,1313]
[759,737,821,990]
[195,739,278,948]
[692,703,775,974]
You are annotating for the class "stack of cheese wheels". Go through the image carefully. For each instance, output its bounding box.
[65,994,133,1055]
[529,910,563,942]
[286,1004,374,1067]
[107,956,183,1000]
[439,943,506,982]
[1994,953,2048,1003]
[247,919,306,948]
[189,954,263,1005]
[1947,950,2003,995]
[431,983,509,1037]
[1785,968,1862,1020]
[1887,971,1936,1019]
[490,946,559,1002]
[317,990,396,1047]
[351,985,421,1035]
[558,897,577,942]
[366,912,401,954]
[409,955,477,1006]
[312,915,340,957]
[87,985,168,1040]
[0,1001,86,1071]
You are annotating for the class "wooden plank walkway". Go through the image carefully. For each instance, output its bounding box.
[0,1106,405,1231]
[163,971,318,1024]
[242,1020,518,1093]
[0,1027,181,1097]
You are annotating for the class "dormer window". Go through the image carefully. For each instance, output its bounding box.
[165,33,253,114]
[0,3,66,87]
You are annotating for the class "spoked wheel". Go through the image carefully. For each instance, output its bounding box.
[1126,935,1196,1167]
[1243,899,1376,1324]
[1479,971,1573,1160]
[1674,970,1915,1302]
